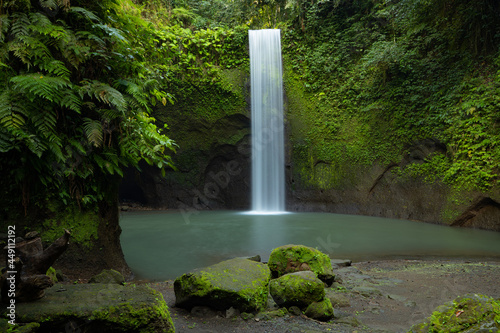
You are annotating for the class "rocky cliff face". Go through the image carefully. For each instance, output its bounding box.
[119,69,500,231]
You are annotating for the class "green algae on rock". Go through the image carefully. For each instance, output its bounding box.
[11,283,174,333]
[408,294,500,333]
[174,257,271,312]
[88,269,125,285]
[268,244,335,285]
[304,298,335,321]
[269,271,325,308]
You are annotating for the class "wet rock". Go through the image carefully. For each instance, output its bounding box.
[225,306,240,318]
[268,244,335,285]
[325,289,351,308]
[88,269,125,285]
[304,298,335,321]
[408,294,500,332]
[174,258,270,312]
[12,284,174,332]
[352,285,383,297]
[387,294,407,302]
[269,271,325,308]
[331,259,352,267]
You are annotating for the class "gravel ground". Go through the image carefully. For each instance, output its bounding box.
[148,258,500,333]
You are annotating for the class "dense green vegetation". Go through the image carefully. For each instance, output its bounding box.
[278,0,500,193]
[1,0,499,229]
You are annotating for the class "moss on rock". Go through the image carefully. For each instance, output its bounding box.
[409,294,500,333]
[88,269,125,285]
[174,258,271,312]
[304,298,335,321]
[10,283,174,333]
[269,271,325,308]
[268,244,334,284]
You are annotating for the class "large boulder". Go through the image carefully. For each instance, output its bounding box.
[9,283,175,332]
[268,244,334,285]
[409,294,500,333]
[269,271,325,308]
[174,258,271,312]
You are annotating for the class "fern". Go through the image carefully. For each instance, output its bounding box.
[60,91,82,113]
[0,128,13,152]
[93,24,126,42]
[34,59,71,79]
[0,15,10,43]
[70,7,102,23]
[0,89,28,128]
[31,108,58,141]
[11,74,70,103]
[11,35,52,65]
[79,80,127,113]
[83,118,103,147]
[116,79,149,109]
[10,13,30,38]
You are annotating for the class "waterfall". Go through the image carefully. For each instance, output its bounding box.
[249,29,285,213]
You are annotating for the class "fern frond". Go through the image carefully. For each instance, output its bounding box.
[75,31,105,48]
[32,59,71,80]
[116,79,148,109]
[25,134,47,158]
[79,81,127,113]
[70,7,102,23]
[83,117,103,147]
[0,15,10,43]
[67,138,87,155]
[39,0,58,11]
[31,108,57,141]
[60,90,82,113]
[93,24,127,43]
[0,128,13,152]
[11,74,70,104]
[47,139,64,162]
[0,89,28,129]
[100,108,121,120]
[12,35,52,65]
[29,12,70,43]
[11,13,30,38]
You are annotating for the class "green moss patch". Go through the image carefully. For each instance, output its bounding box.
[174,258,271,312]
[268,244,334,284]
[269,271,325,309]
[409,294,500,333]
[10,284,174,333]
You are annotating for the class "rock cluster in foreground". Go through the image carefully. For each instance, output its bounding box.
[174,244,336,321]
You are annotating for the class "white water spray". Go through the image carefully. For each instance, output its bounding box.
[249,29,285,213]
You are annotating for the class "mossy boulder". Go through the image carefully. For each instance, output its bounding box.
[268,244,334,285]
[269,271,325,308]
[409,294,500,333]
[9,283,174,332]
[304,298,335,321]
[88,269,125,284]
[174,258,271,312]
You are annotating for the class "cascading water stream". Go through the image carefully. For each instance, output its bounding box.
[249,29,285,214]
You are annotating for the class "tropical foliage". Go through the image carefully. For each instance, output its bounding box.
[0,0,176,216]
